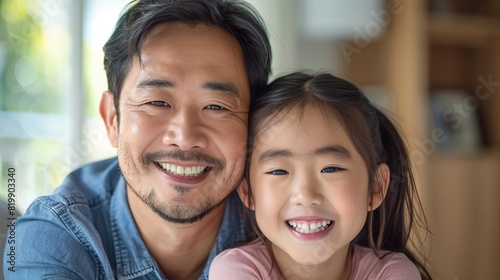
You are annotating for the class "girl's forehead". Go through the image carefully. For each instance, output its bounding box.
[251,106,366,166]
[261,105,338,129]
[255,106,351,146]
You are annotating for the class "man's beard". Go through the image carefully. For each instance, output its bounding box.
[124,149,242,224]
[128,184,227,224]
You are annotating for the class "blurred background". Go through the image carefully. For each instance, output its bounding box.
[0,0,499,278]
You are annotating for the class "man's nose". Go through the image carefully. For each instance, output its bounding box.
[162,109,209,150]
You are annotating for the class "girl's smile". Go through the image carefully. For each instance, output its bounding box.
[286,218,335,241]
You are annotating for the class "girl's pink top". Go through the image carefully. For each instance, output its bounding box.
[209,240,421,279]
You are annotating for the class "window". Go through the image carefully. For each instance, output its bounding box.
[0,0,125,213]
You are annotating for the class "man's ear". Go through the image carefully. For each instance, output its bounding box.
[236,179,255,210]
[99,91,118,147]
[369,163,390,211]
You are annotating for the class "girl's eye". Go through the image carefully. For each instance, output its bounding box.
[321,166,343,173]
[205,104,225,110]
[266,169,288,176]
[149,101,169,107]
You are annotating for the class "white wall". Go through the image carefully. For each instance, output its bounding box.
[246,0,345,79]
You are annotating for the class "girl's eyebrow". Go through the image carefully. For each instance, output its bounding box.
[314,145,352,159]
[257,145,351,164]
[257,149,292,164]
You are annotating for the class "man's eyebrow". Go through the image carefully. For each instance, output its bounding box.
[137,77,175,89]
[315,145,352,159]
[202,81,240,98]
[257,149,292,164]
[136,79,240,99]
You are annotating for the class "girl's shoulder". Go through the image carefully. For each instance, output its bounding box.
[217,239,273,265]
[210,239,284,280]
[350,244,421,280]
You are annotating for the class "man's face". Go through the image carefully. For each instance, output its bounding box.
[102,23,250,224]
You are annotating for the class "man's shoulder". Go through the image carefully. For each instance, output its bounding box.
[22,157,122,237]
[46,157,121,207]
[9,157,123,278]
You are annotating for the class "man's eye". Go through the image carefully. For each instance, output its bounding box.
[266,169,288,175]
[321,166,343,173]
[205,104,225,110]
[149,101,169,107]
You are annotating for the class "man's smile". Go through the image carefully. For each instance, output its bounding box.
[156,162,209,177]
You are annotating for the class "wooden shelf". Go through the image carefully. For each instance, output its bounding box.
[429,148,500,161]
[426,152,500,279]
[428,14,500,47]
[345,1,500,278]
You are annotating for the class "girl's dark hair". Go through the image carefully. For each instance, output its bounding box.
[245,71,432,279]
[103,0,272,119]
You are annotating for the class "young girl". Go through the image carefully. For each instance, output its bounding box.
[209,72,432,280]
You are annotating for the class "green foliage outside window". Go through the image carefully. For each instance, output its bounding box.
[0,0,69,113]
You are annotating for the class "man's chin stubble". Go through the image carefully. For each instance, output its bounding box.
[127,184,225,224]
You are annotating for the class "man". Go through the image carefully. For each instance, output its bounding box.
[6,0,271,279]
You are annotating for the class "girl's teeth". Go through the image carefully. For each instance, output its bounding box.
[287,220,333,234]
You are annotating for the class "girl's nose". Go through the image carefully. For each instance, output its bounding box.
[290,176,324,207]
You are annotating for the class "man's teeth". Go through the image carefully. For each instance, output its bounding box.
[158,163,207,177]
[287,220,333,234]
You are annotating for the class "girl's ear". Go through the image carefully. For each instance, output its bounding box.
[368,163,390,211]
[236,179,255,210]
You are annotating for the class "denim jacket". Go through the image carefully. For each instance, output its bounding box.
[4,158,249,279]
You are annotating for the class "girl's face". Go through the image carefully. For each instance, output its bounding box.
[245,105,377,269]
